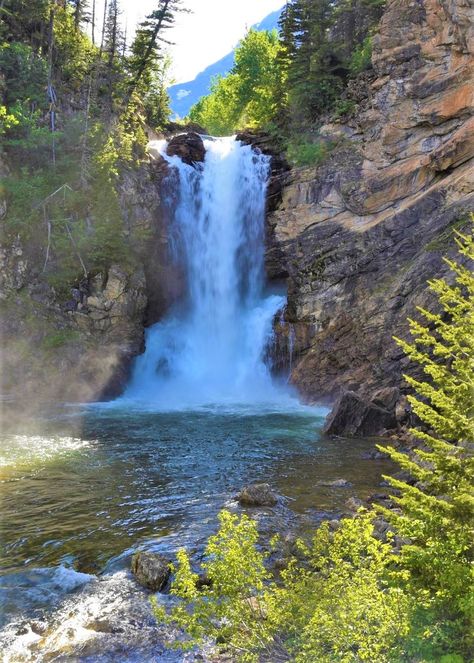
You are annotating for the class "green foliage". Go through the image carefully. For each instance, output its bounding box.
[378,220,474,658]
[0,42,47,109]
[270,513,411,662]
[0,105,19,133]
[153,511,411,662]
[188,29,283,135]
[188,73,241,136]
[188,0,382,140]
[153,510,272,660]
[285,137,333,166]
[333,98,357,117]
[53,5,95,87]
[41,329,81,350]
[306,220,474,659]
[153,225,474,662]
[0,0,177,295]
[349,35,373,74]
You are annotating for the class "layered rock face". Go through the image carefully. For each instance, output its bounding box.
[268,0,474,430]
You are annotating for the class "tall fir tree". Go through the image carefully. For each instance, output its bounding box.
[378,219,474,657]
[127,0,186,101]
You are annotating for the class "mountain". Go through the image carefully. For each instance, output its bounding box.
[167,7,284,119]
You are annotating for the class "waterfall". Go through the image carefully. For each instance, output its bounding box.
[123,136,295,410]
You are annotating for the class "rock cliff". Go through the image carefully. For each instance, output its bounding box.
[267,0,474,432]
[0,160,159,409]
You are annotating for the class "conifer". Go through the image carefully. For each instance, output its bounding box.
[378,218,474,655]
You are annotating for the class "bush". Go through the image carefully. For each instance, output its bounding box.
[153,510,411,662]
[286,138,333,167]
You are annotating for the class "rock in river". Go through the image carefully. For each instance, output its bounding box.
[237,483,278,507]
[131,551,171,592]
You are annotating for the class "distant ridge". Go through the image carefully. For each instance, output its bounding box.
[167,7,283,119]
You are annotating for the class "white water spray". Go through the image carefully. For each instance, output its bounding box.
[123,136,295,410]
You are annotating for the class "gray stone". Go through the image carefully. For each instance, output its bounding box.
[131,551,171,592]
[166,132,205,165]
[237,483,278,507]
[324,390,397,437]
[322,478,353,488]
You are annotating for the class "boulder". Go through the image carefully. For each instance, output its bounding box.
[324,390,397,438]
[131,551,171,591]
[166,132,205,165]
[237,483,278,507]
[345,497,364,512]
[323,478,353,488]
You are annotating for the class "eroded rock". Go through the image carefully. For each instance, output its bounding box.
[324,391,397,438]
[267,0,474,422]
[237,483,278,507]
[131,551,171,592]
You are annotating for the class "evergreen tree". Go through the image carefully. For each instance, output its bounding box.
[127,0,186,102]
[68,0,90,29]
[378,220,474,657]
[102,0,124,105]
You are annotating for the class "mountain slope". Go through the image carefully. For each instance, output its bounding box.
[167,7,283,119]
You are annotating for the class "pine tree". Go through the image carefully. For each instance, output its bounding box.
[378,219,474,657]
[127,0,186,103]
[102,0,124,104]
[68,0,90,29]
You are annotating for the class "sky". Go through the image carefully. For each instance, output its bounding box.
[95,0,284,84]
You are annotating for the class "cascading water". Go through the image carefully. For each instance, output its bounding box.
[122,136,294,410]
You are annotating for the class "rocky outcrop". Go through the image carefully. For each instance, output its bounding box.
[323,390,398,437]
[267,0,474,434]
[166,132,205,165]
[0,258,147,407]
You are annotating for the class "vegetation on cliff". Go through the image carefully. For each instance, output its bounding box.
[0,0,183,291]
[154,225,474,662]
[188,0,384,162]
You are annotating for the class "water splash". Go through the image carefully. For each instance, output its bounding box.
[122,136,298,410]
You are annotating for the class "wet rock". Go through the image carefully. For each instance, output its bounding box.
[345,497,364,511]
[323,478,353,488]
[131,551,171,592]
[324,391,397,438]
[166,132,205,165]
[237,483,278,507]
[361,449,386,460]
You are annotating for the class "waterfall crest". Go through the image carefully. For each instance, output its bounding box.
[123,136,296,410]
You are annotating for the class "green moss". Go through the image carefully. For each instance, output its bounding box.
[41,329,81,350]
[425,216,470,252]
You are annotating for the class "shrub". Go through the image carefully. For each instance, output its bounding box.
[285,138,333,167]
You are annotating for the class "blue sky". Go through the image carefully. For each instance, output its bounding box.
[95,0,284,83]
